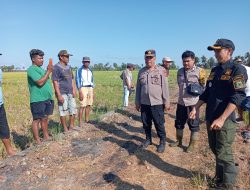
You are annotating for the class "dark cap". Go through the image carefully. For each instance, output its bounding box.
[0,53,2,55]
[30,49,44,59]
[145,49,156,57]
[207,39,235,51]
[58,50,73,57]
[127,63,135,69]
[82,56,90,62]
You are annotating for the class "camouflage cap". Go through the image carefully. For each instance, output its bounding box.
[58,50,73,57]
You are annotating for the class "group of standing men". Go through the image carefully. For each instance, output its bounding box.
[27,49,94,144]
[135,38,247,189]
[0,38,247,189]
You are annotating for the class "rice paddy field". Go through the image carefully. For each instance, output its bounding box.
[0,70,177,156]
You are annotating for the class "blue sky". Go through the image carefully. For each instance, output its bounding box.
[0,0,249,68]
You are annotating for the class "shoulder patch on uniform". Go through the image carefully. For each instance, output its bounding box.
[233,74,246,90]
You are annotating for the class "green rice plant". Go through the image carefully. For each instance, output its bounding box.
[190,172,207,189]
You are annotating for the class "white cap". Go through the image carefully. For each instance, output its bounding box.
[162,57,173,62]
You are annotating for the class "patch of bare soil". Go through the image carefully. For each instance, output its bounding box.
[0,101,249,189]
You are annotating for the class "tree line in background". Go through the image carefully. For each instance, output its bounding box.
[1,52,250,72]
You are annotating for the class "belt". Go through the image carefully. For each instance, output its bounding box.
[82,85,93,87]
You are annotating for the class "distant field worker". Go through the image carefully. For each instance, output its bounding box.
[27,49,54,144]
[189,39,247,189]
[75,56,94,127]
[170,50,206,153]
[0,53,15,156]
[52,50,77,132]
[121,63,135,107]
[161,57,173,77]
[135,49,170,153]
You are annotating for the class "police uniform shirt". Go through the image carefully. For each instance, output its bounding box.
[177,66,206,107]
[199,59,247,123]
[135,65,170,106]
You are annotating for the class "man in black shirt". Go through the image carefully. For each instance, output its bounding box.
[189,39,247,189]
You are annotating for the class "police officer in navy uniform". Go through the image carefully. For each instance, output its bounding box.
[135,49,170,153]
[190,39,247,189]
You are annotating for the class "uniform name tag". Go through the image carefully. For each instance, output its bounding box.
[220,75,231,80]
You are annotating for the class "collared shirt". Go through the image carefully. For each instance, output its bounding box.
[135,65,170,106]
[27,65,53,103]
[52,62,73,94]
[177,66,206,106]
[200,59,247,123]
[122,68,132,87]
[75,66,94,89]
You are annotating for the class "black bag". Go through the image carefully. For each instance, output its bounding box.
[120,71,124,80]
[187,83,203,96]
[184,69,203,97]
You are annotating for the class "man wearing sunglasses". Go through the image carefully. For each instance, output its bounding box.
[52,50,77,132]
[135,49,170,153]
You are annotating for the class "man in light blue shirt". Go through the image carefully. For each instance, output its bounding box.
[75,56,94,127]
[0,53,15,156]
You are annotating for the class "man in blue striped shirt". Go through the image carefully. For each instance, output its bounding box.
[75,56,94,127]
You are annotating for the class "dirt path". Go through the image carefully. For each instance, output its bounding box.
[0,102,249,190]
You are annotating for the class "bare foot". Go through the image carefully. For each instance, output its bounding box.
[7,149,16,157]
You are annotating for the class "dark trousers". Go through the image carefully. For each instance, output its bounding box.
[175,104,200,132]
[207,120,237,186]
[0,104,10,139]
[141,104,166,143]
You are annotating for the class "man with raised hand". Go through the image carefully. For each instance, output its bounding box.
[27,49,54,144]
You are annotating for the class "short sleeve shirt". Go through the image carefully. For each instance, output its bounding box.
[52,63,73,94]
[123,69,132,87]
[27,65,53,103]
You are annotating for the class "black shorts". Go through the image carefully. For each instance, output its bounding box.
[30,99,54,120]
[0,104,10,139]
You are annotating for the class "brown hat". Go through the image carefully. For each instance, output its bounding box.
[58,50,73,57]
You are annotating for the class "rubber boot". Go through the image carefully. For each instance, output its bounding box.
[157,139,166,153]
[185,131,198,152]
[170,129,183,147]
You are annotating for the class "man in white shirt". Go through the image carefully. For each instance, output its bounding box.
[122,63,135,107]
[75,57,94,127]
